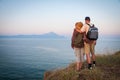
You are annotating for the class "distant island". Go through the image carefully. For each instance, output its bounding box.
[0,32,65,39]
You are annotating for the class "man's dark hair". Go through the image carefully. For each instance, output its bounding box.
[85,16,90,21]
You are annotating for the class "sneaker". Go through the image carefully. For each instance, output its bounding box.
[88,64,93,70]
[89,66,93,70]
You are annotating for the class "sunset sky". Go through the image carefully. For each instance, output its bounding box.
[0,0,120,36]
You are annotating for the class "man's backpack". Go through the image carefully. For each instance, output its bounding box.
[73,30,84,48]
[86,24,98,40]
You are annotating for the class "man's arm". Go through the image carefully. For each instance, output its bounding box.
[76,25,86,33]
[75,28,83,33]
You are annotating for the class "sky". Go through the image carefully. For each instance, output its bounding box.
[0,0,120,36]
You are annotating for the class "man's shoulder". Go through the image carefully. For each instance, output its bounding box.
[84,23,94,27]
[83,23,89,28]
[83,23,88,26]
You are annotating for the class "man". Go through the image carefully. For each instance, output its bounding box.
[77,17,96,69]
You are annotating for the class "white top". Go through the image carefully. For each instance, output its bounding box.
[81,23,93,34]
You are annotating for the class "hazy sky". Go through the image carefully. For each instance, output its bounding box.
[0,0,120,36]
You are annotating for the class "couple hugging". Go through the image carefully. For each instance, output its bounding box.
[71,17,98,71]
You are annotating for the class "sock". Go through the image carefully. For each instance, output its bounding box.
[93,61,96,64]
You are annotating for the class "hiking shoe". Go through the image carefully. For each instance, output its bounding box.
[88,66,93,70]
[88,64,92,70]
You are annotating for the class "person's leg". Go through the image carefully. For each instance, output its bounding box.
[86,53,91,63]
[86,53,92,69]
[84,42,92,69]
[79,48,84,69]
[76,62,80,71]
[74,48,81,71]
[79,62,82,69]
[76,62,82,71]
[90,43,96,67]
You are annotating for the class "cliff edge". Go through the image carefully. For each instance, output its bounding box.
[44,51,120,80]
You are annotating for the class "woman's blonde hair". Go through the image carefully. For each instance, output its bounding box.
[75,22,83,30]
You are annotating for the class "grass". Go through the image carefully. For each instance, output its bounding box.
[44,51,120,80]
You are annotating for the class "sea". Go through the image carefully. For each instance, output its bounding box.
[0,35,120,80]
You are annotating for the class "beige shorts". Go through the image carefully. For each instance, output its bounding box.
[74,48,84,62]
[84,42,95,54]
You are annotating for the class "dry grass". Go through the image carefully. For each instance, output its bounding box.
[44,51,120,80]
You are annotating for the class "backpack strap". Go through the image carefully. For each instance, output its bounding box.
[87,23,94,28]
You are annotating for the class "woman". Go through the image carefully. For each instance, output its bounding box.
[71,22,84,71]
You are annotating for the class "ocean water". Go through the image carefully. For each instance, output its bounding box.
[0,36,120,80]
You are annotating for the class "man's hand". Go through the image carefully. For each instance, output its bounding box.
[75,28,83,33]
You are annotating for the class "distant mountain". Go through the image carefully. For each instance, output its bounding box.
[0,32,65,38]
